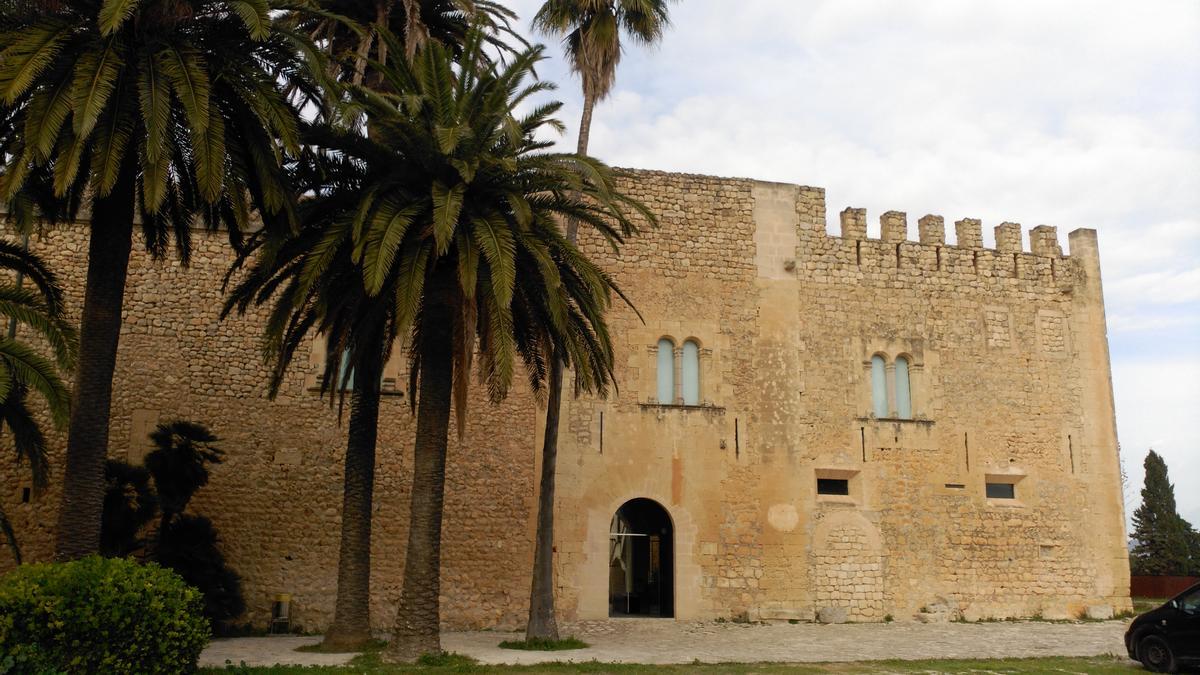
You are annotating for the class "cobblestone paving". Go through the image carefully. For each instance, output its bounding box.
[199,619,1131,668]
[446,619,1131,666]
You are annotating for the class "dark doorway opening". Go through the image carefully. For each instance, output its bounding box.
[608,498,674,617]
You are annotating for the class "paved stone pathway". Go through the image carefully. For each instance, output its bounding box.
[199,619,1132,668]
[201,636,354,668]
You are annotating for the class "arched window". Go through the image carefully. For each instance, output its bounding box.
[871,355,887,418]
[681,340,700,405]
[895,356,912,419]
[656,338,675,404]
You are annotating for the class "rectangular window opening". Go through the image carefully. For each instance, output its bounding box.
[817,478,850,496]
[985,482,1016,499]
[21,487,31,503]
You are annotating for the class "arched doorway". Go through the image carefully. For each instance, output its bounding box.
[608,498,674,617]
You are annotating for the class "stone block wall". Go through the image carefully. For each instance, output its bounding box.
[0,167,1130,630]
[559,169,1130,624]
[0,225,538,631]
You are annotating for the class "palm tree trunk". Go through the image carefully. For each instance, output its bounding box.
[388,298,453,662]
[524,92,598,641]
[526,354,563,639]
[565,94,596,242]
[54,163,136,560]
[323,352,383,650]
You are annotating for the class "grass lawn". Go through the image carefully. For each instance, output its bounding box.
[295,639,391,654]
[202,654,1142,674]
[1131,597,1166,614]
[497,637,589,651]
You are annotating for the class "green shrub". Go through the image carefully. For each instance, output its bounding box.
[0,555,209,674]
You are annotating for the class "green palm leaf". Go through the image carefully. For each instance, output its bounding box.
[138,51,171,164]
[51,128,87,196]
[25,73,74,161]
[228,0,271,40]
[89,77,133,196]
[362,200,419,296]
[0,336,71,427]
[0,21,71,104]
[0,285,78,369]
[159,45,211,135]
[97,0,140,36]
[430,181,464,255]
[70,38,124,139]
[192,102,226,203]
[470,212,515,307]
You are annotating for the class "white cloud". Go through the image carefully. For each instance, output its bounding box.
[506,0,1200,525]
[1114,359,1200,526]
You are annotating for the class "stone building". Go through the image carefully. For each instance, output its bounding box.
[0,168,1131,629]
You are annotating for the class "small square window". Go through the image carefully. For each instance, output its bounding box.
[817,478,850,496]
[21,487,31,503]
[985,482,1016,499]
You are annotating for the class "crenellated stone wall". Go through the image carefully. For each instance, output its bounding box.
[0,167,1130,630]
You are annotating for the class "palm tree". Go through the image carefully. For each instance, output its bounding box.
[0,0,315,559]
[296,0,523,88]
[527,0,674,640]
[0,240,77,563]
[234,1,523,648]
[224,161,400,647]
[229,31,652,660]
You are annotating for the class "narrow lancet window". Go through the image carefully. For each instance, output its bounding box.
[895,356,912,419]
[681,340,700,405]
[338,348,355,391]
[871,355,887,418]
[657,338,675,404]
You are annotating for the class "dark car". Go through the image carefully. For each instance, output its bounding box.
[1126,582,1200,672]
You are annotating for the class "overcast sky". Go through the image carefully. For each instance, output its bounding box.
[505,0,1200,527]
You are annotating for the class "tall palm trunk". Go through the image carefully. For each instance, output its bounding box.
[565,94,596,242]
[323,352,383,649]
[525,93,598,640]
[55,162,136,560]
[526,355,564,639]
[388,296,453,662]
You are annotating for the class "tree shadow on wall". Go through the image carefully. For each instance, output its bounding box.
[101,420,245,633]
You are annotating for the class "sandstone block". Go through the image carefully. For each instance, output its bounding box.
[881,211,908,243]
[757,607,814,623]
[955,218,982,248]
[1085,604,1114,620]
[817,606,848,624]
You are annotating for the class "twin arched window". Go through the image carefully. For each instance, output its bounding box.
[657,337,701,405]
[870,353,913,419]
[657,339,674,404]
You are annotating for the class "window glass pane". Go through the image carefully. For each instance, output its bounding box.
[681,340,700,406]
[339,349,354,391]
[985,482,1015,499]
[871,355,888,417]
[817,478,850,496]
[1180,588,1200,613]
[656,339,675,404]
[895,356,912,419]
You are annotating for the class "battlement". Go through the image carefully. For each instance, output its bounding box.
[837,207,1070,258]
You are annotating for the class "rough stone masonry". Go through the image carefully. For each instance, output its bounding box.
[0,168,1130,631]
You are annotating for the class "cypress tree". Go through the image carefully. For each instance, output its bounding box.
[1129,450,1198,575]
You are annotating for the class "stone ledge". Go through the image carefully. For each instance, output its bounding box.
[638,403,727,414]
[856,416,935,425]
[306,387,406,397]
